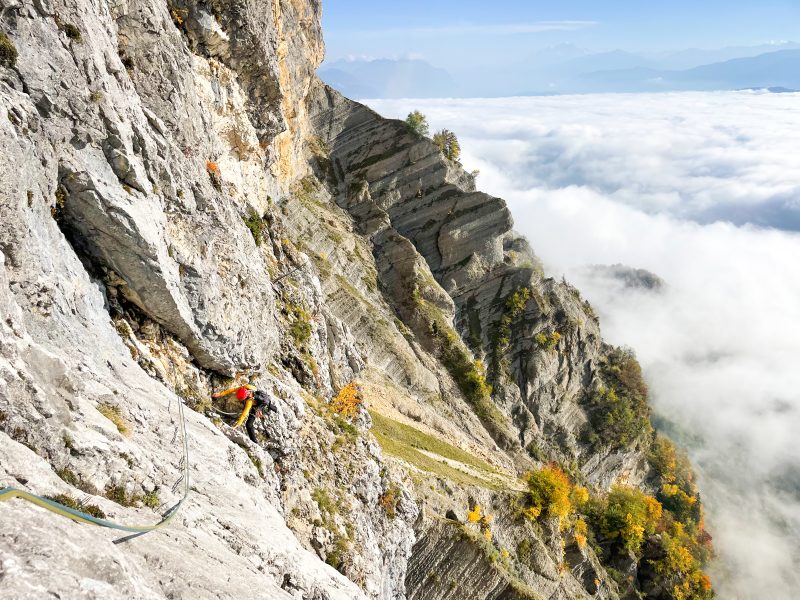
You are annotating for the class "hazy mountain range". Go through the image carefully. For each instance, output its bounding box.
[319,58,456,98]
[319,42,800,98]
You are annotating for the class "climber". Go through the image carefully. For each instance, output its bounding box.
[212,384,276,443]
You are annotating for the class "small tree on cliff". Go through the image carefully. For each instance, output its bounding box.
[432,129,461,162]
[405,110,429,136]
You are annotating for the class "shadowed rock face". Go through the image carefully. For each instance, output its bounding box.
[0,0,690,599]
[580,264,666,292]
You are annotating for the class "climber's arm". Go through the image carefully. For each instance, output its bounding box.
[233,399,254,428]
[212,386,239,399]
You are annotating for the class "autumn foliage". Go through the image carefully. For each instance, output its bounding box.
[432,129,461,161]
[467,504,482,523]
[524,465,574,523]
[595,485,662,553]
[379,484,400,519]
[330,381,362,418]
[206,160,222,189]
[466,504,494,541]
[206,160,220,177]
[512,436,712,598]
[644,434,714,599]
[574,518,589,549]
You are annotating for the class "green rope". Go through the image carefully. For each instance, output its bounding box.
[0,395,190,535]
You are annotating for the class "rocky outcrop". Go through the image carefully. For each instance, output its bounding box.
[579,264,665,292]
[309,83,651,488]
[0,0,412,597]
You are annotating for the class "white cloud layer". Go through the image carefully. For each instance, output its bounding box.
[369,92,800,599]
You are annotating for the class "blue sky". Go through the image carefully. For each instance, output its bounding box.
[322,0,800,67]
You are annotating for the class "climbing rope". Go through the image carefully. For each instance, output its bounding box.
[0,392,190,535]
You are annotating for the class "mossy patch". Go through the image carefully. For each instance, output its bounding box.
[44,494,106,519]
[141,489,160,509]
[243,209,267,246]
[96,402,131,436]
[0,32,17,68]
[62,23,82,42]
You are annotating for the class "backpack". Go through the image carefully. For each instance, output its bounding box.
[253,390,275,414]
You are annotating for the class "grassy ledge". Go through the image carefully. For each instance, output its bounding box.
[369,410,506,489]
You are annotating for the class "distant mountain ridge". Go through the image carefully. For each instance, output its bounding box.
[319,58,456,98]
[321,44,800,98]
[582,49,800,92]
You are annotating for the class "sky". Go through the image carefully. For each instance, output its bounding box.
[322,0,800,67]
[366,92,800,599]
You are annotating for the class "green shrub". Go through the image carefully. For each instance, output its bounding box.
[523,465,573,522]
[325,532,349,571]
[492,287,530,376]
[283,300,312,347]
[243,209,267,245]
[55,467,80,487]
[593,485,662,554]
[290,313,311,346]
[96,402,131,436]
[432,129,461,161]
[0,32,17,68]
[405,110,429,136]
[312,487,337,515]
[45,494,105,519]
[649,434,693,490]
[583,348,651,449]
[62,23,82,42]
[534,331,561,351]
[104,484,141,507]
[141,489,160,509]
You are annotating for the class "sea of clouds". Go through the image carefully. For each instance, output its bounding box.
[368,92,800,599]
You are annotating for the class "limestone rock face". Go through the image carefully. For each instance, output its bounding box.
[1,0,665,599]
[309,84,650,489]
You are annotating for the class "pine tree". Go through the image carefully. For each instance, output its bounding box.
[405,110,429,136]
[432,129,461,162]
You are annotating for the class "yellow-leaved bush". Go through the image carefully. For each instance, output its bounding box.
[467,504,482,523]
[330,381,362,419]
[651,522,714,600]
[574,518,589,549]
[466,504,494,542]
[595,485,662,554]
[645,435,714,599]
[523,465,574,523]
